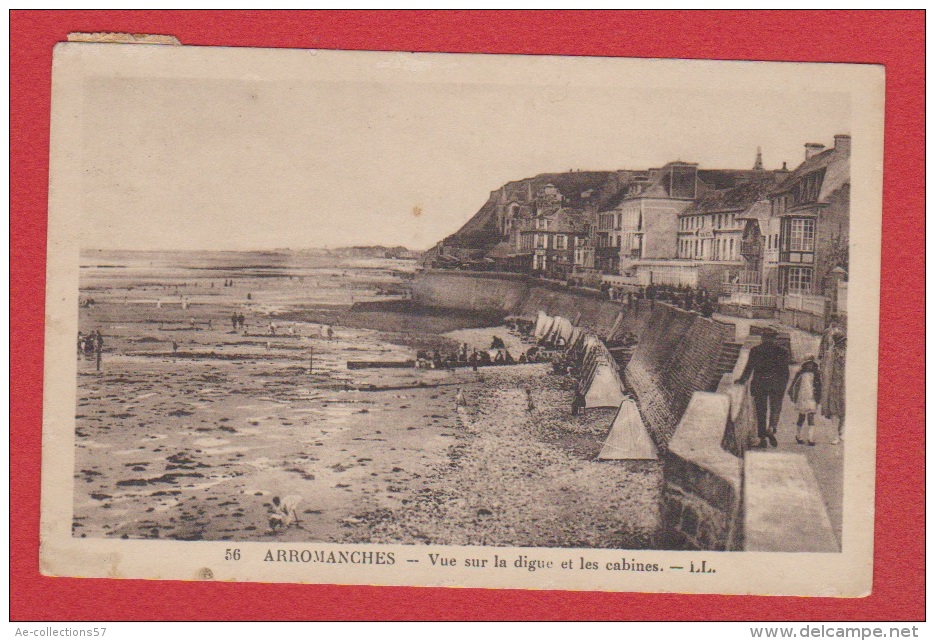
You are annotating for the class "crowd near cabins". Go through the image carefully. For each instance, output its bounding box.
[423,135,850,333]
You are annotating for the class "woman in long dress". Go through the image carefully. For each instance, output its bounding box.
[820,332,846,444]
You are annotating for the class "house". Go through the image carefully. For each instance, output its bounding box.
[616,160,770,286]
[517,207,591,279]
[592,173,651,275]
[769,135,850,296]
[616,162,700,279]
[673,169,785,291]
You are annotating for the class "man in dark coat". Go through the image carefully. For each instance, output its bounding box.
[735,327,790,448]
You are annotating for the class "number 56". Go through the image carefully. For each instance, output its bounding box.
[225,548,241,561]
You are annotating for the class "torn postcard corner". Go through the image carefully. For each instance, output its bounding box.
[67,32,181,46]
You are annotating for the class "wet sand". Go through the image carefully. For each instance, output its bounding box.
[73,255,661,547]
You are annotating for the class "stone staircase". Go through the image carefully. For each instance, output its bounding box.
[710,341,743,388]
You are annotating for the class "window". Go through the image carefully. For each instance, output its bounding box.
[729,238,734,259]
[785,267,813,294]
[789,218,816,252]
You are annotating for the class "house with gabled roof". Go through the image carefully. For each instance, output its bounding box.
[674,169,785,291]
[517,206,592,279]
[614,155,777,287]
[769,135,850,298]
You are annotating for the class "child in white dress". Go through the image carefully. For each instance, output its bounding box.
[788,357,822,446]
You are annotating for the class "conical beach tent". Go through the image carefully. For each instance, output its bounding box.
[608,312,625,341]
[597,399,657,460]
[584,362,626,408]
[550,316,574,345]
[534,311,551,340]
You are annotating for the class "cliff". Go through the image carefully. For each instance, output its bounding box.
[440,170,626,252]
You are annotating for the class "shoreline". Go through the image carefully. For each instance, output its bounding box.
[73,262,663,547]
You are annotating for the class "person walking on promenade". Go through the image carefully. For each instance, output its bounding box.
[789,356,822,446]
[735,327,790,448]
[819,318,844,361]
[646,284,657,310]
[821,330,847,444]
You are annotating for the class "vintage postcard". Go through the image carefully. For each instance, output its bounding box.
[40,43,883,595]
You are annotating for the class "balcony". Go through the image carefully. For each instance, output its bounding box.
[718,293,778,309]
[782,294,827,317]
[739,239,762,257]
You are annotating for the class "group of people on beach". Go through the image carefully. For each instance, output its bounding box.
[76,330,103,356]
[230,313,247,331]
[736,320,847,449]
[416,336,544,371]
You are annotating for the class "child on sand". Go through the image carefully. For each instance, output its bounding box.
[268,495,302,531]
[788,356,822,446]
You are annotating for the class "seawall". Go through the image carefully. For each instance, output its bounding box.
[412,270,836,552]
[410,270,529,317]
[623,304,736,449]
[412,272,733,447]
[410,270,647,340]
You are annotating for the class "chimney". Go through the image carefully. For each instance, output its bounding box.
[804,143,825,161]
[834,134,851,155]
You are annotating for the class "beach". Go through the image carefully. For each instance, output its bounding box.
[73,251,661,548]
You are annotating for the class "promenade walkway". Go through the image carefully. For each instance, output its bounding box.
[771,382,844,547]
[716,311,844,548]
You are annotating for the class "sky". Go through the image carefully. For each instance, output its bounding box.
[79,66,851,252]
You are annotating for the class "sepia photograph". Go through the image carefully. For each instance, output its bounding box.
[39,42,883,595]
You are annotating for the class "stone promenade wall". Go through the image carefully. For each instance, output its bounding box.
[661,392,743,550]
[664,362,838,551]
[514,284,639,340]
[624,304,734,448]
[411,270,647,339]
[410,270,529,317]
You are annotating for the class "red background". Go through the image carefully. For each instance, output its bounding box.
[10,10,925,621]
